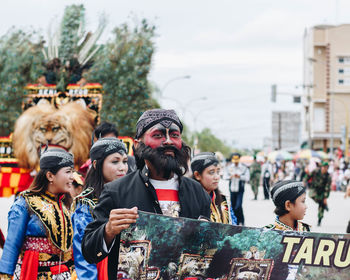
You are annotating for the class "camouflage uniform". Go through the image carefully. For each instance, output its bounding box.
[307,168,331,225]
[249,161,261,200]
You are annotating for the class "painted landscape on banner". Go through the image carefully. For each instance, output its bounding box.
[119,211,350,280]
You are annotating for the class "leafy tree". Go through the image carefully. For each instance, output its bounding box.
[85,19,159,136]
[0,5,158,137]
[195,128,232,158]
[0,29,45,135]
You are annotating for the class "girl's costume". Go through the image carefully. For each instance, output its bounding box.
[72,188,108,280]
[209,191,230,224]
[0,191,74,280]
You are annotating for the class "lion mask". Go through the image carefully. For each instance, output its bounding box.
[13,102,95,169]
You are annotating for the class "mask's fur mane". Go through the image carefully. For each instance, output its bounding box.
[13,102,95,169]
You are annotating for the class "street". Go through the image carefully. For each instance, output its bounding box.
[0,182,349,239]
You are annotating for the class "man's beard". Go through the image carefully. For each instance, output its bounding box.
[133,142,191,179]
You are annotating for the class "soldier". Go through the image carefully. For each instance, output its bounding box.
[307,161,331,226]
[249,156,261,200]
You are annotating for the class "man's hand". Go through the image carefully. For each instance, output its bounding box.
[104,207,138,246]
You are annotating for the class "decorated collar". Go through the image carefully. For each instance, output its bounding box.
[274,216,305,232]
[23,191,73,252]
[72,187,97,213]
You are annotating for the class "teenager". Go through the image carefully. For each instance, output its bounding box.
[0,149,75,279]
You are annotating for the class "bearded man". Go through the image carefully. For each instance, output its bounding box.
[82,109,211,279]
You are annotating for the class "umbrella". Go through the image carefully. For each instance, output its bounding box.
[295,149,325,160]
[267,150,293,162]
[240,155,254,165]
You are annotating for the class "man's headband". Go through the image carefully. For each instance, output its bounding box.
[135,109,183,139]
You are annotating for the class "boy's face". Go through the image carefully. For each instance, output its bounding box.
[289,192,307,221]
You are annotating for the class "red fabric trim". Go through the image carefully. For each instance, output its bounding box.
[211,191,216,203]
[96,257,108,280]
[50,264,69,275]
[20,250,39,280]
[155,189,179,202]
[0,229,4,249]
[1,173,10,189]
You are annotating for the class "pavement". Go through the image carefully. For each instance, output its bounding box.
[0,181,349,239]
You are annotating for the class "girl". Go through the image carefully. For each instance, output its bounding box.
[72,137,128,280]
[0,148,75,279]
[267,180,310,231]
[191,152,235,224]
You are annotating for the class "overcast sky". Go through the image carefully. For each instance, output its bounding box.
[1,0,349,148]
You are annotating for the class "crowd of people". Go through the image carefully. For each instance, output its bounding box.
[0,108,341,279]
[220,153,350,230]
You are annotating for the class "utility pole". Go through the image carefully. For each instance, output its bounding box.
[306,85,312,150]
[278,112,282,149]
[330,91,334,158]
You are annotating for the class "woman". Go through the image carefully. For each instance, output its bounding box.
[266,180,310,232]
[191,152,234,224]
[72,137,128,280]
[0,148,75,279]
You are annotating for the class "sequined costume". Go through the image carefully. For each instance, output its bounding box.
[0,191,74,279]
[71,188,108,280]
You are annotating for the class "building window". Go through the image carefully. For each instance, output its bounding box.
[338,78,350,85]
[339,69,344,73]
[338,57,350,64]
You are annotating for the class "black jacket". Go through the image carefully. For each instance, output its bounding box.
[82,166,211,279]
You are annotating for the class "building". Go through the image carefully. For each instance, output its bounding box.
[272,111,301,151]
[303,24,350,152]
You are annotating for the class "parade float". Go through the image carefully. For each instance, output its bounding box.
[0,82,134,197]
[0,4,156,197]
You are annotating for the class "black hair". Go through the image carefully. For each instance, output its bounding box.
[94,122,119,139]
[28,165,62,193]
[84,158,105,199]
[274,200,297,216]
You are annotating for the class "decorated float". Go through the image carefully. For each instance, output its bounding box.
[0,83,134,197]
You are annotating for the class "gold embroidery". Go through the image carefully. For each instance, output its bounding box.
[23,192,73,252]
[210,200,229,224]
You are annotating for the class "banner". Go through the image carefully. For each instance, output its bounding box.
[119,211,350,280]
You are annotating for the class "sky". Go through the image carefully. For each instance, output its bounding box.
[1,0,350,148]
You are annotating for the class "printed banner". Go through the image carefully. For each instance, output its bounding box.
[119,211,350,280]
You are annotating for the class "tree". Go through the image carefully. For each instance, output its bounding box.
[85,19,159,136]
[195,128,232,158]
[0,5,158,137]
[0,29,45,135]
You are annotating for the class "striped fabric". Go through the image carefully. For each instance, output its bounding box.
[150,176,180,218]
